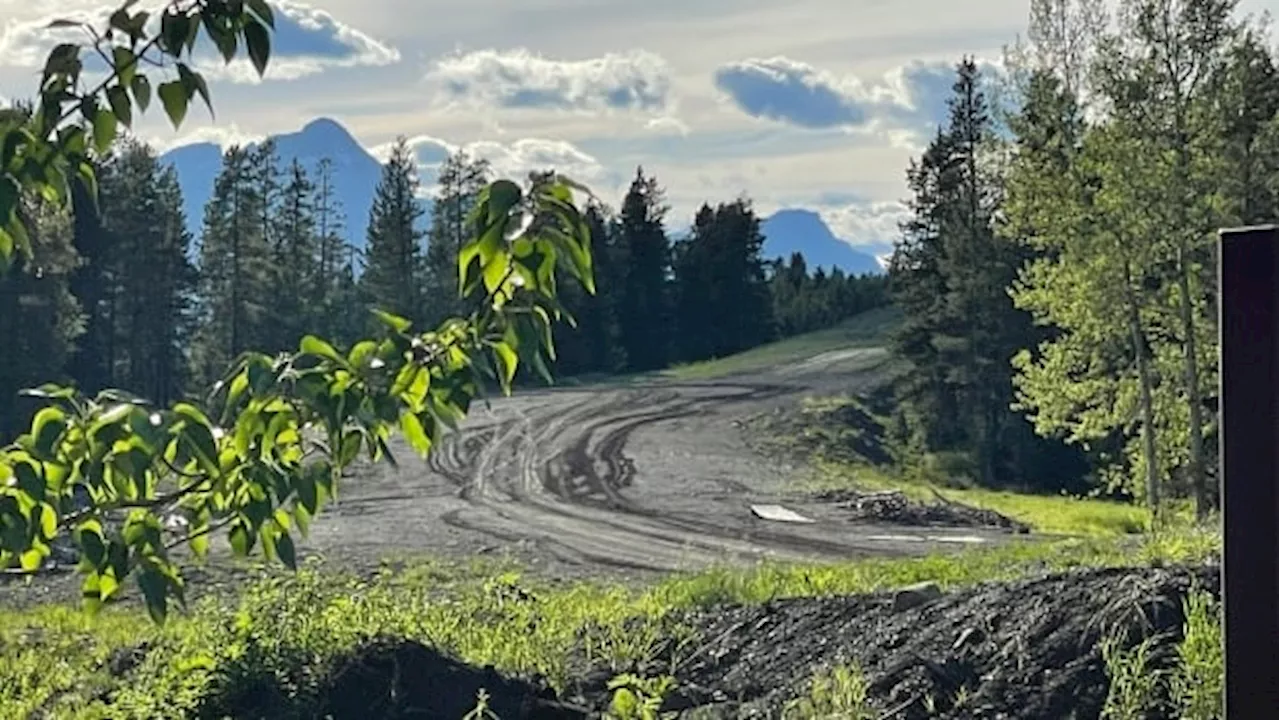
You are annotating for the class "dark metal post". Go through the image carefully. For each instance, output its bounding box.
[1217,224,1278,718]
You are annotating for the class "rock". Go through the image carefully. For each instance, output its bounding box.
[892,581,943,612]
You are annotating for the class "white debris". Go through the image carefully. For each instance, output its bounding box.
[750,504,816,523]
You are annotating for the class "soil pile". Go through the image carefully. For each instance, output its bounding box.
[814,488,1032,533]
[573,564,1215,719]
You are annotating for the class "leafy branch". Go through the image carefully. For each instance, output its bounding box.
[0,0,597,624]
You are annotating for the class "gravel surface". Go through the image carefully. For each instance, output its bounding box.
[299,346,1024,578]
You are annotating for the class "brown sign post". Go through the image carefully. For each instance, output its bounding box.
[1217,224,1278,717]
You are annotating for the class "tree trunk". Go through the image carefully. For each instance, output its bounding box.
[1122,257,1161,515]
[1175,244,1209,520]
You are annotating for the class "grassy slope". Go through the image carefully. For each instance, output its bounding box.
[663,305,902,381]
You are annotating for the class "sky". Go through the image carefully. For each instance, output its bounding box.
[0,0,1274,249]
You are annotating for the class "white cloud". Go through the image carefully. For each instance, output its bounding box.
[816,200,909,248]
[0,1,398,84]
[370,134,612,199]
[713,55,1003,144]
[145,122,265,153]
[425,48,673,113]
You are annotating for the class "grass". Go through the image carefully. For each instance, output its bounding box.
[663,305,901,381]
[0,526,1221,719]
[782,662,874,720]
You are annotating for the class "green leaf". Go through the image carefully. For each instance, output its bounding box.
[30,406,67,458]
[487,179,523,218]
[190,529,209,559]
[137,564,169,624]
[338,432,361,467]
[106,85,132,128]
[37,503,56,540]
[81,572,103,614]
[159,10,190,56]
[300,335,342,363]
[92,107,117,154]
[372,309,412,333]
[400,410,431,457]
[157,80,188,128]
[111,45,137,88]
[243,20,271,77]
[247,0,276,28]
[229,522,251,556]
[491,341,519,391]
[130,73,151,113]
[77,520,107,568]
[46,19,83,30]
[176,63,212,116]
[276,531,296,570]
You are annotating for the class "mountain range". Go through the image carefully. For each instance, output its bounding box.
[158,118,886,275]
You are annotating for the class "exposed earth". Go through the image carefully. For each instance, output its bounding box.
[302,345,1023,579]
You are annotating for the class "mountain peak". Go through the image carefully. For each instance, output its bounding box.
[760,209,884,276]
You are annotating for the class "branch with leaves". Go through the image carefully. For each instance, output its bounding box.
[0,0,596,623]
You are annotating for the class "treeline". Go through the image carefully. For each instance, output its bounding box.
[0,130,885,437]
[885,0,1277,515]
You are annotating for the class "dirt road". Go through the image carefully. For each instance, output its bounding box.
[302,346,1019,577]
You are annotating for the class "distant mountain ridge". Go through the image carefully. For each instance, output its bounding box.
[759,209,886,276]
[160,117,392,252]
[160,118,888,275]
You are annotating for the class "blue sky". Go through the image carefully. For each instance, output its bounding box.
[0,0,1274,249]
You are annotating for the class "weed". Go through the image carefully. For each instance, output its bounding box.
[606,673,677,720]
[1170,587,1223,720]
[781,661,875,719]
[1100,632,1163,720]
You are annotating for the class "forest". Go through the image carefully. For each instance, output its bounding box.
[0,130,888,438]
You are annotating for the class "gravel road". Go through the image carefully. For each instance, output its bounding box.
[299,346,1020,578]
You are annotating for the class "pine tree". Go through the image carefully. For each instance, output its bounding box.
[310,156,359,340]
[270,159,317,352]
[360,137,426,326]
[191,145,273,386]
[615,167,672,372]
[423,150,490,327]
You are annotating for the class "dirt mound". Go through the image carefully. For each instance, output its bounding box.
[205,637,590,720]
[566,564,1215,719]
[814,488,1032,533]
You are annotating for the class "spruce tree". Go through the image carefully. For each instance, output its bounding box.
[360,137,426,326]
[614,167,672,372]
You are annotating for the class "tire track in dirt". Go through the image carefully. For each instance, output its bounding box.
[423,379,1005,572]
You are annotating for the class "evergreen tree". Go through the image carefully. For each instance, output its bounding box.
[423,150,490,327]
[269,159,317,352]
[673,198,774,362]
[360,137,426,326]
[191,145,273,386]
[615,167,672,372]
[310,156,360,341]
[890,58,1047,488]
[0,163,84,437]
